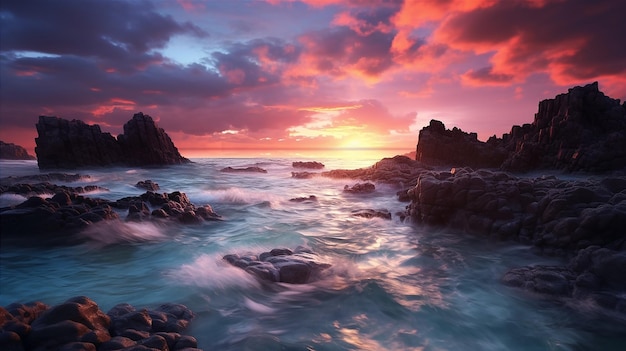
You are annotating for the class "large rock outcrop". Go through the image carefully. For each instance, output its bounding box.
[415,82,626,173]
[415,120,507,169]
[0,140,36,160]
[35,112,190,169]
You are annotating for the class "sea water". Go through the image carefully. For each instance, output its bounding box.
[1,157,625,350]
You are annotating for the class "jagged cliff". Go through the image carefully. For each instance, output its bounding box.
[0,141,36,160]
[415,82,626,173]
[35,112,190,169]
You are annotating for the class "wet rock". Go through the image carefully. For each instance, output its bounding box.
[292,161,324,169]
[220,166,267,173]
[223,247,331,284]
[289,195,317,203]
[343,182,375,194]
[351,209,392,220]
[291,171,318,179]
[135,180,160,191]
[322,155,431,187]
[0,182,109,197]
[406,170,626,252]
[0,192,119,243]
[503,247,626,314]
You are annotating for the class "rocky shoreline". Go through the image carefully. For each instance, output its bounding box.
[2,82,626,347]
[1,296,199,351]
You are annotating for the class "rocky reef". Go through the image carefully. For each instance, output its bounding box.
[415,82,626,173]
[35,112,190,169]
[404,167,626,314]
[0,296,199,351]
[0,176,221,245]
[0,141,35,160]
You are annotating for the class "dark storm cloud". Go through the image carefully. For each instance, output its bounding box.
[300,26,395,77]
[0,0,206,72]
[438,0,626,83]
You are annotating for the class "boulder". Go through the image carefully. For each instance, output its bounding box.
[35,112,190,169]
[135,180,160,191]
[292,161,324,169]
[0,140,35,160]
[343,182,375,194]
[223,247,331,284]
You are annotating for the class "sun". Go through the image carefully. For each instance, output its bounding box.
[341,138,367,149]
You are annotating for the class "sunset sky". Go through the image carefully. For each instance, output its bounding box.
[1,0,625,157]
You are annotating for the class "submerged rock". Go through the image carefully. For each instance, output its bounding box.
[220,166,267,173]
[351,209,392,220]
[223,246,331,284]
[292,161,325,169]
[502,247,626,314]
[289,195,318,203]
[291,171,318,179]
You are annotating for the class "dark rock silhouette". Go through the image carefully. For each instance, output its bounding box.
[35,112,190,169]
[416,120,507,169]
[0,140,36,160]
[415,82,626,173]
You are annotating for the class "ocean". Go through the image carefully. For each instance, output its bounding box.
[1,156,624,350]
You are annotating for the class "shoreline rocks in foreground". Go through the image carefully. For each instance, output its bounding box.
[0,296,200,351]
[404,167,626,315]
[35,112,190,169]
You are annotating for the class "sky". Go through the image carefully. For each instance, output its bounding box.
[1,0,625,157]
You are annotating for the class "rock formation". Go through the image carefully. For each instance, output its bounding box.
[35,112,190,169]
[0,140,36,160]
[415,120,507,168]
[223,247,331,284]
[0,186,220,244]
[415,82,626,173]
[0,296,199,351]
[292,161,325,169]
[404,167,626,312]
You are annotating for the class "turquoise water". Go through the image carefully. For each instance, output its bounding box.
[1,158,624,350]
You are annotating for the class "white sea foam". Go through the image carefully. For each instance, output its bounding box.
[172,253,260,290]
[0,193,28,207]
[197,187,282,206]
[79,220,167,246]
